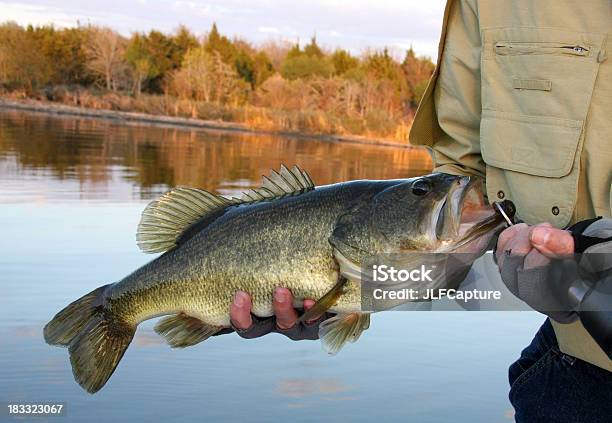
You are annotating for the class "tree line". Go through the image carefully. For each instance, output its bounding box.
[0,22,434,140]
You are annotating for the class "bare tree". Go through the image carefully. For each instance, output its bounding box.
[172,47,215,104]
[260,39,292,71]
[171,47,247,114]
[85,27,126,91]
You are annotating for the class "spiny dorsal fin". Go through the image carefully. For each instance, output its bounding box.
[238,164,315,202]
[137,187,234,253]
[137,165,315,254]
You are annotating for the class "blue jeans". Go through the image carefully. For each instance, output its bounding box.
[509,319,612,423]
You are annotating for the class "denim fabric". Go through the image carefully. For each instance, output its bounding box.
[509,319,612,423]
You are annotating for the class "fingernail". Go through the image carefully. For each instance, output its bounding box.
[234,292,246,307]
[274,288,288,303]
[531,228,550,246]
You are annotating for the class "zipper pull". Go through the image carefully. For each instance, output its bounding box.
[598,47,608,63]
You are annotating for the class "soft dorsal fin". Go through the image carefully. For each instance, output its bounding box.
[137,165,315,254]
[137,187,234,253]
[238,164,315,202]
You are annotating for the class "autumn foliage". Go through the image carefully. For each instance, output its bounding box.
[0,22,434,141]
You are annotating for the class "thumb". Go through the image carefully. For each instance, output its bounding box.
[530,226,574,258]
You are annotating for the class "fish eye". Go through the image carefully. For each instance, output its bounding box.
[412,179,431,196]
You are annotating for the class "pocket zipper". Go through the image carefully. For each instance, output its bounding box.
[495,42,590,57]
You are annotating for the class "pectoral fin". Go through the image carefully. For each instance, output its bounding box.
[154,313,224,348]
[298,246,365,323]
[319,313,370,355]
[298,277,349,323]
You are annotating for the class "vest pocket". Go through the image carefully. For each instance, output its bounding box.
[480,110,584,226]
[481,110,582,178]
[481,27,605,122]
[479,27,606,226]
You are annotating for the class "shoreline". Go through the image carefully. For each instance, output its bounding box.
[0,98,418,149]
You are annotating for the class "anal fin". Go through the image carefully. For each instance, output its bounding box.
[154,313,223,348]
[319,313,370,355]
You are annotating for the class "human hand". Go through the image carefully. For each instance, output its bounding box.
[496,222,576,323]
[496,223,574,270]
[229,288,331,340]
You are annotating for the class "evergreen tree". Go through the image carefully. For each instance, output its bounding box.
[252,51,274,87]
[303,35,324,58]
[331,49,358,76]
[401,46,434,106]
[204,23,236,64]
[126,33,159,95]
[170,25,198,68]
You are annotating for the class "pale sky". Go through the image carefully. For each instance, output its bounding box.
[0,0,446,58]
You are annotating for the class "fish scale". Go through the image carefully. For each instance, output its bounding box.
[44,167,506,393]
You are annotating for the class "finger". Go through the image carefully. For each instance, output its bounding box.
[230,291,253,330]
[524,248,551,270]
[500,226,533,269]
[496,223,529,265]
[530,226,574,258]
[497,223,530,267]
[537,222,554,228]
[303,299,320,325]
[273,288,298,330]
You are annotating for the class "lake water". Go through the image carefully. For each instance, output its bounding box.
[0,109,543,422]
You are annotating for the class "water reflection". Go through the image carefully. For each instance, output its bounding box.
[0,109,432,202]
[0,109,542,422]
[278,378,354,398]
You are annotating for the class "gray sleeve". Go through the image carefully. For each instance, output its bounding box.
[499,251,577,323]
[579,218,612,273]
[498,218,612,323]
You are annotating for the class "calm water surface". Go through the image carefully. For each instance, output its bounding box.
[0,110,543,422]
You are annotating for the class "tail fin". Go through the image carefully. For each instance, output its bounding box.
[43,284,135,394]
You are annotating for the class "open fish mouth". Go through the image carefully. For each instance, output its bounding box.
[434,178,509,251]
[457,182,496,238]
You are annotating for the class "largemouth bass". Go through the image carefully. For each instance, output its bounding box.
[44,166,508,393]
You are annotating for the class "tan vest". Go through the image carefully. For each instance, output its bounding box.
[410,0,612,370]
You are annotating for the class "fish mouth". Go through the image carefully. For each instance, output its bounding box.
[434,177,506,251]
